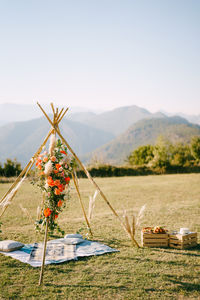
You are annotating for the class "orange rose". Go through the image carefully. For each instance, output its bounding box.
[58,184,64,192]
[44,208,52,217]
[50,156,56,162]
[54,179,61,187]
[56,163,61,170]
[54,214,59,219]
[60,150,67,155]
[43,157,48,163]
[65,177,70,184]
[36,158,42,166]
[40,171,45,176]
[54,188,61,195]
[57,200,63,207]
[47,176,55,187]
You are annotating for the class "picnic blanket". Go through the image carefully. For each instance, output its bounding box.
[0,238,118,267]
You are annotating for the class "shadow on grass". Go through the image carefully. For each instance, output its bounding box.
[44,282,130,291]
[165,274,200,292]
[153,244,200,257]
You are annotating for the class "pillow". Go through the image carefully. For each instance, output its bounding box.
[64,234,83,239]
[62,237,84,245]
[0,240,24,252]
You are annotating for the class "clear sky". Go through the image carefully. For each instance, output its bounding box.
[0,0,199,114]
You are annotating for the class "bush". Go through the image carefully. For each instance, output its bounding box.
[2,159,22,177]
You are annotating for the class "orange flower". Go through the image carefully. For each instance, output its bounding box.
[43,157,48,163]
[37,164,42,170]
[56,163,61,170]
[60,150,67,155]
[40,171,45,176]
[36,158,42,166]
[65,177,70,184]
[54,179,61,187]
[54,170,59,174]
[54,214,59,219]
[54,188,61,195]
[44,208,52,217]
[58,184,64,192]
[50,156,56,162]
[47,176,55,187]
[57,200,63,207]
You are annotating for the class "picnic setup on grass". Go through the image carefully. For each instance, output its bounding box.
[0,103,198,286]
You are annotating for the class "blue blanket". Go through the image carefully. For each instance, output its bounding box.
[0,239,119,267]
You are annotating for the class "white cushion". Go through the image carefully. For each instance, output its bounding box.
[64,234,83,239]
[62,237,84,245]
[0,240,24,252]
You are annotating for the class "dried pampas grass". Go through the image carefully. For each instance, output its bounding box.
[123,210,136,239]
[123,204,146,240]
[136,204,146,228]
[0,176,26,210]
[44,161,53,176]
[88,190,98,221]
[19,204,34,222]
[49,133,56,156]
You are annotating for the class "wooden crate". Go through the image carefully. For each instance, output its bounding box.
[169,232,197,249]
[141,232,169,248]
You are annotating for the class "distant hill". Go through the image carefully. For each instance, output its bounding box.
[0,117,114,165]
[83,116,200,164]
[69,105,166,136]
[0,103,97,126]
[160,110,200,125]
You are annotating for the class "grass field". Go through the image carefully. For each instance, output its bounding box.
[0,174,200,299]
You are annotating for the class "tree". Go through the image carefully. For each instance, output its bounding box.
[170,143,193,167]
[128,145,154,166]
[191,136,200,162]
[3,159,22,177]
[150,136,171,170]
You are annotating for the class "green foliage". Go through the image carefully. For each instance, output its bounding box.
[128,145,154,165]
[128,135,200,171]
[3,159,22,177]
[191,136,200,162]
[170,143,193,166]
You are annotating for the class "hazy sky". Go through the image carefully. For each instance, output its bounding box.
[0,0,199,114]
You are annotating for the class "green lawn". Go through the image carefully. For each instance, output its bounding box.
[0,174,200,299]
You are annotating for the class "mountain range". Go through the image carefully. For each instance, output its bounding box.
[0,103,199,166]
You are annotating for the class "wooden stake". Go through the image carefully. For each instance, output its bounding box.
[72,173,93,238]
[39,219,48,286]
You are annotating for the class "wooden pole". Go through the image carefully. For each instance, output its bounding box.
[39,219,48,286]
[37,103,140,248]
[57,107,69,123]
[0,128,54,205]
[72,173,93,238]
[0,160,35,217]
[56,108,64,123]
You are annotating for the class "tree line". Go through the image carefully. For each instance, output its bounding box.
[127,136,200,172]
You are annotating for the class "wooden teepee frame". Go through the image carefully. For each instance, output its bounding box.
[0,103,139,285]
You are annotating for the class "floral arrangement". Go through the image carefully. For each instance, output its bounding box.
[34,134,76,234]
[142,226,168,234]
